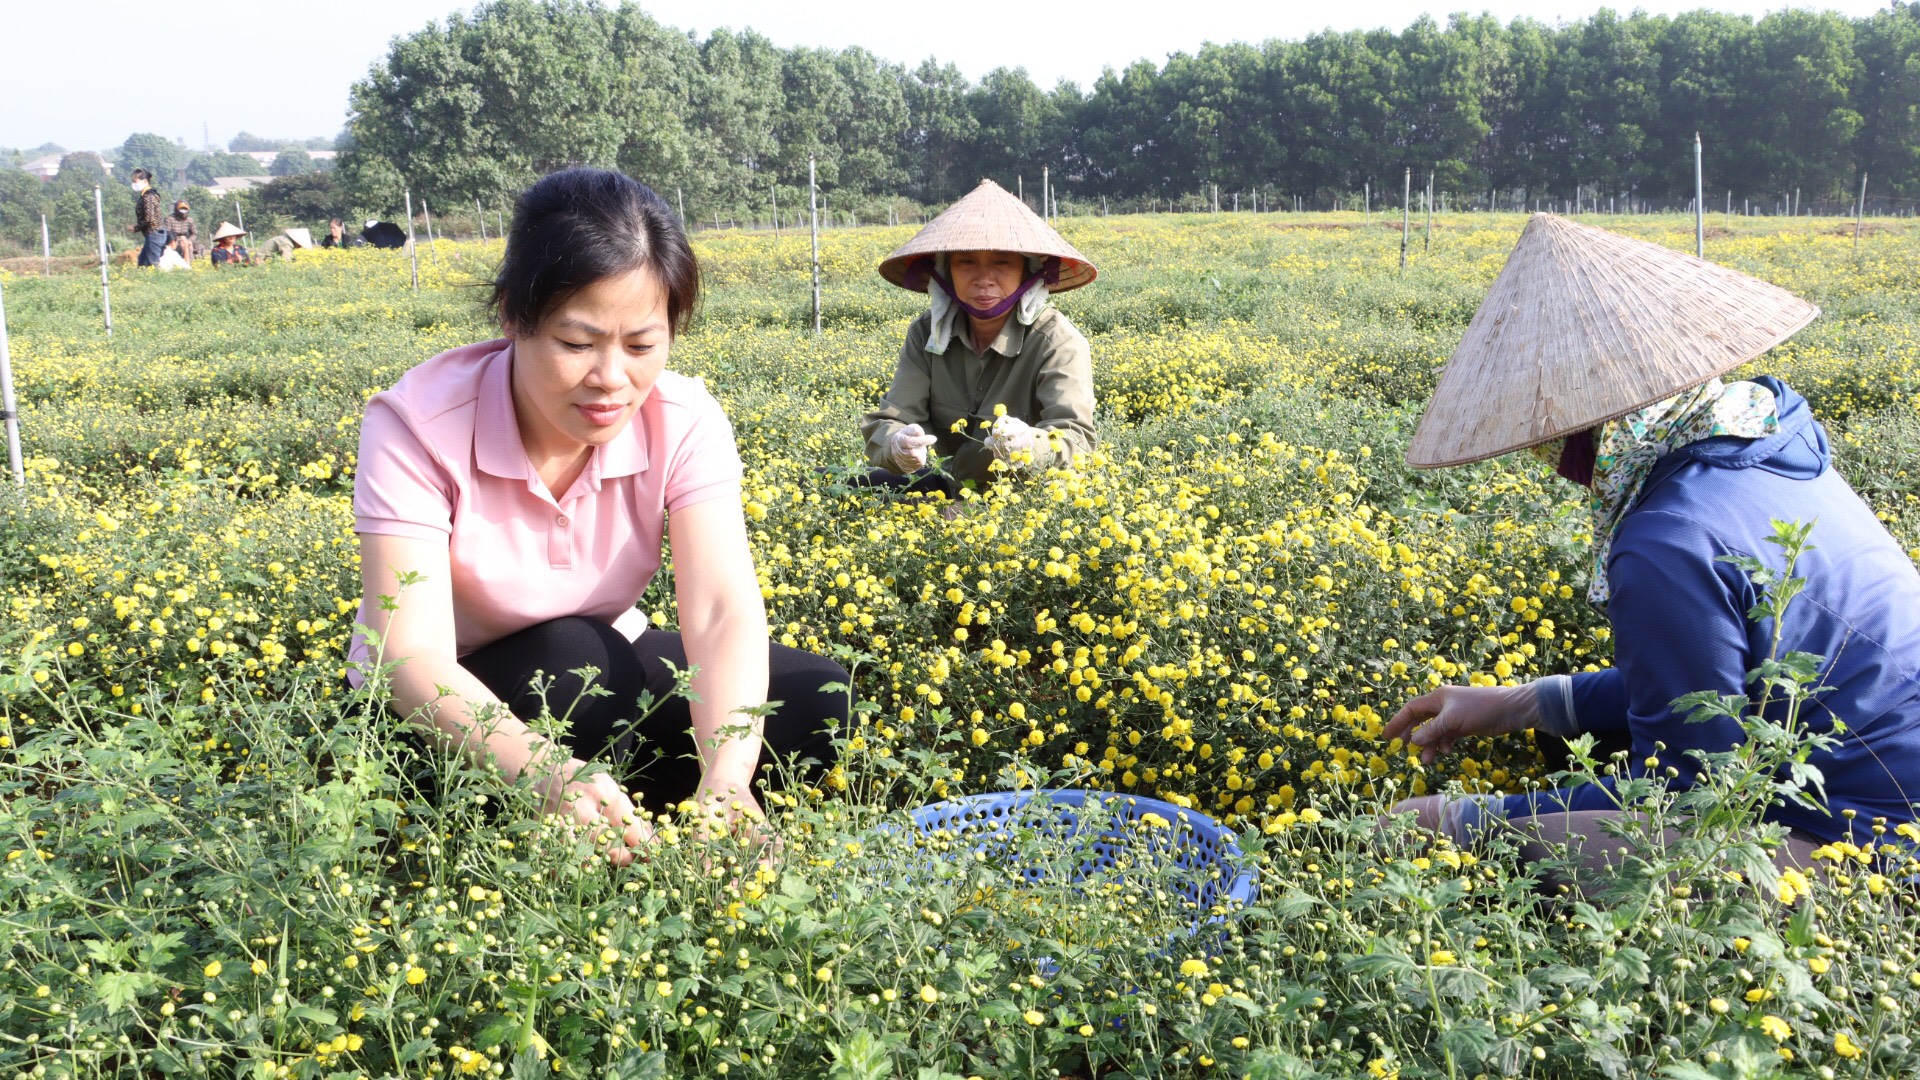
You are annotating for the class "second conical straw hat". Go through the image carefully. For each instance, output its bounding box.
[878,179,1096,293]
[1407,214,1819,469]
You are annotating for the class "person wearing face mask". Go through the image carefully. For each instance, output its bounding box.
[350,168,845,865]
[166,200,197,261]
[1379,214,1920,884]
[859,180,1097,496]
[128,168,167,267]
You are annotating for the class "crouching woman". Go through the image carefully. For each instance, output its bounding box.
[350,168,844,863]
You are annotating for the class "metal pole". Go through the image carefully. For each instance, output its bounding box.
[0,278,24,484]
[422,199,437,256]
[404,188,419,292]
[1424,171,1434,251]
[1694,133,1705,258]
[1400,168,1410,270]
[1855,172,1869,256]
[41,215,50,277]
[809,156,821,336]
[93,186,112,337]
[476,198,487,242]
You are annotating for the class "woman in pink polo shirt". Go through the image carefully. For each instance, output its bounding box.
[352,168,844,863]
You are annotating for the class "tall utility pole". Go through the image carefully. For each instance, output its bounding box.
[1694,133,1705,258]
[809,156,821,336]
[93,186,112,337]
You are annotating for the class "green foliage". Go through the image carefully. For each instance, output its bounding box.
[332,2,1920,221]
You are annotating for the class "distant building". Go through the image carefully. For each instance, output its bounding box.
[207,176,267,197]
[22,155,62,181]
[239,149,339,168]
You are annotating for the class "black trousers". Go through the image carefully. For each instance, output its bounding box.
[458,617,846,810]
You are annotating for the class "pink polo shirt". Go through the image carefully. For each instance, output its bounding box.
[349,338,742,678]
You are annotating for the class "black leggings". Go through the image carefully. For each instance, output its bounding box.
[458,617,846,810]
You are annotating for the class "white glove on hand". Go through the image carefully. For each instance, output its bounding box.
[887,423,938,473]
[985,415,1038,462]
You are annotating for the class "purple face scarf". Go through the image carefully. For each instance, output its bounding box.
[929,271,1045,320]
[1556,428,1597,486]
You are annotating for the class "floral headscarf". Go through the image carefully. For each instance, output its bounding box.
[1579,378,1780,607]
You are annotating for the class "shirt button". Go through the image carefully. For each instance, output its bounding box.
[556,514,569,527]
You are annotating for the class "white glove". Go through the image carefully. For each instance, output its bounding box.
[887,423,938,473]
[985,415,1038,462]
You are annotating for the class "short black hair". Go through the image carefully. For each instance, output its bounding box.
[489,168,699,338]
[131,167,152,182]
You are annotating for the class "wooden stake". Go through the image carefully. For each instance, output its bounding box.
[0,276,23,484]
[93,186,111,337]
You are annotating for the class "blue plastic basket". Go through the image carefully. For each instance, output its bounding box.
[905,789,1257,939]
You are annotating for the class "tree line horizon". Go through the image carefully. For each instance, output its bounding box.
[331,0,1918,221]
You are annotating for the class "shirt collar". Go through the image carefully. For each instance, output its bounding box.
[978,316,1028,359]
[474,341,649,491]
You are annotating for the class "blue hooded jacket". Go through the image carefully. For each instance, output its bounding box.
[1504,378,1920,843]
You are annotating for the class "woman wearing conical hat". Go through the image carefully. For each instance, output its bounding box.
[1381,214,1920,882]
[861,180,1097,493]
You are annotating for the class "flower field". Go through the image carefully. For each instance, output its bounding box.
[3,212,1920,1078]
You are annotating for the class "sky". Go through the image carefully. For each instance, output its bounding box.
[3,0,1897,153]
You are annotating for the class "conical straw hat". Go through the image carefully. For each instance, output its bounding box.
[878,179,1096,293]
[284,227,314,249]
[1407,214,1819,469]
[212,221,247,240]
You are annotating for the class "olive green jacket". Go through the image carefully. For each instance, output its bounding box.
[861,307,1095,486]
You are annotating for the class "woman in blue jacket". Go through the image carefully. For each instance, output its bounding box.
[1382,215,1920,878]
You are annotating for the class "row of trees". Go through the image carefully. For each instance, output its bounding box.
[338,0,1920,220]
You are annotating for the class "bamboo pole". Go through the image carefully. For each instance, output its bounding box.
[93,186,112,337]
[476,198,487,242]
[809,156,821,336]
[41,215,50,277]
[1043,166,1051,223]
[404,188,419,292]
[0,277,24,484]
[772,182,780,238]
[1855,172,1869,257]
[422,199,437,256]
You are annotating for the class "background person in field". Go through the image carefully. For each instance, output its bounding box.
[128,167,167,267]
[208,221,253,267]
[262,227,314,260]
[859,179,1097,496]
[350,168,845,865]
[1381,214,1920,883]
[166,199,197,261]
